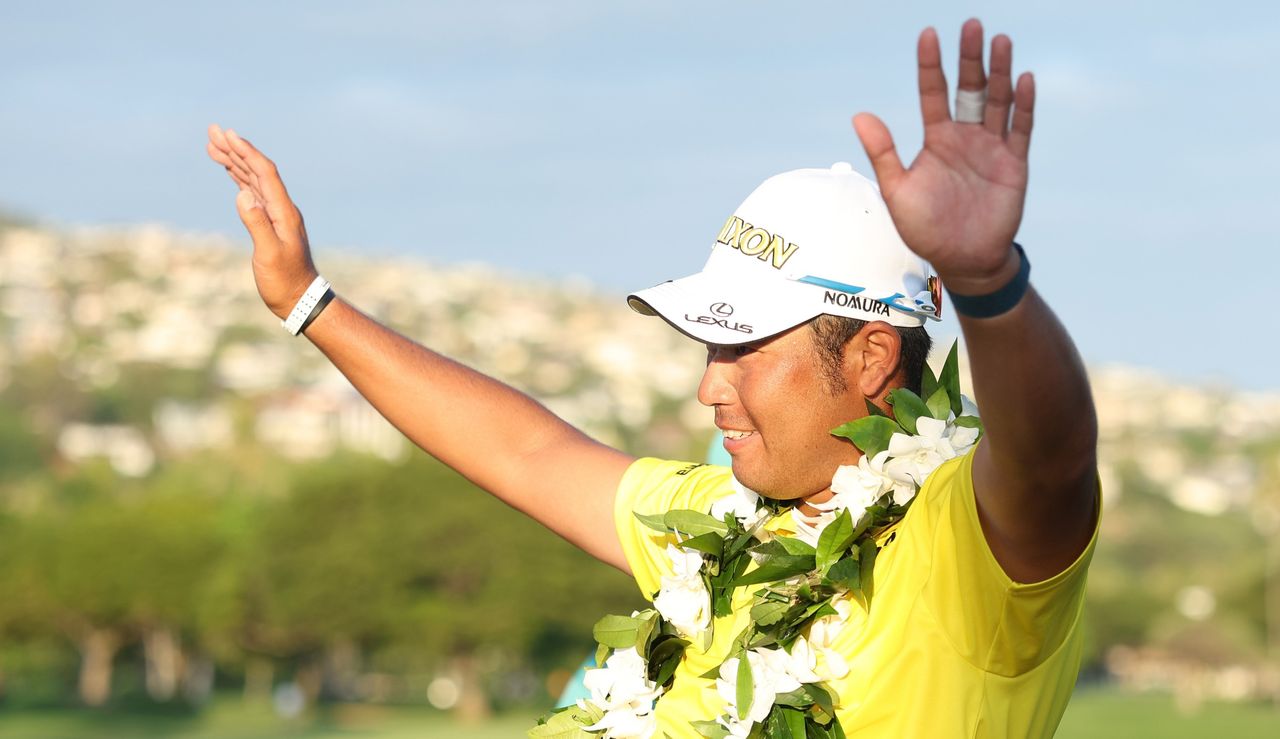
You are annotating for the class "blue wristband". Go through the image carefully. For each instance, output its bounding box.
[946,243,1030,319]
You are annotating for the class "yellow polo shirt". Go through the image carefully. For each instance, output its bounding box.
[614,449,1099,738]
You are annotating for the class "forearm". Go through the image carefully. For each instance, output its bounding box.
[299,295,633,565]
[955,282,1099,581]
[959,287,1098,489]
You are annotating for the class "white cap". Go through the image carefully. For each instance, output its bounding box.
[627,163,941,344]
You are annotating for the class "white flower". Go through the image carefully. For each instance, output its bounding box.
[780,636,823,684]
[807,599,852,680]
[711,478,761,523]
[947,423,980,456]
[716,652,781,725]
[716,714,755,738]
[795,450,899,544]
[583,704,657,738]
[652,544,711,639]
[715,643,824,728]
[830,461,886,514]
[581,647,662,738]
[883,417,958,502]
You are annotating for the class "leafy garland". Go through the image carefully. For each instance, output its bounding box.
[531,343,982,739]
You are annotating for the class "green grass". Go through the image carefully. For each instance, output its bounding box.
[0,702,539,739]
[1056,689,1279,738]
[0,690,1275,738]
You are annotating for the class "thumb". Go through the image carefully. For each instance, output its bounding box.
[852,113,906,194]
[235,189,279,254]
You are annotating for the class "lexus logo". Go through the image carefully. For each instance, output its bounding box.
[709,302,734,317]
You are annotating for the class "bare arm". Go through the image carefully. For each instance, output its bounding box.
[205,125,634,571]
[854,20,1097,583]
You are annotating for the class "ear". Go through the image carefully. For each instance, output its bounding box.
[846,321,903,399]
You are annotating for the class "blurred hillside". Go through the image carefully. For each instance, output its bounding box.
[0,221,1277,715]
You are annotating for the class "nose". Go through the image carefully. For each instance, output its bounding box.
[698,346,737,407]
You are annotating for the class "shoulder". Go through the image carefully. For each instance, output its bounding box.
[614,459,734,596]
[617,459,734,514]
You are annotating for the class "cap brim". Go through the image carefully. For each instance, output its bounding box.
[627,269,823,345]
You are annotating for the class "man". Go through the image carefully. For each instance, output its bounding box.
[207,18,1097,738]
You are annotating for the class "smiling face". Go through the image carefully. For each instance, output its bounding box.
[699,324,879,502]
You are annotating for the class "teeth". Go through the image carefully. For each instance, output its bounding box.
[722,430,755,440]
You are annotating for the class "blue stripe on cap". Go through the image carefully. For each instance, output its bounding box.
[795,275,865,294]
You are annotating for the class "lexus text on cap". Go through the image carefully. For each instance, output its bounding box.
[627,163,942,345]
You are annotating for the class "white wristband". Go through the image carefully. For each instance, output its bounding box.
[282,275,332,335]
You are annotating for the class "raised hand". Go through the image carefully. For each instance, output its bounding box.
[853,19,1033,296]
[205,124,318,320]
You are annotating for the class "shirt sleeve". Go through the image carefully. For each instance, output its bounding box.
[614,458,733,599]
[914,446,1101,677]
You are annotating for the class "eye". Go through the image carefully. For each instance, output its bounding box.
[706,344,753,362]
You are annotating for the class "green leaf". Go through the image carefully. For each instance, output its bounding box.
[816,508,855,572]
[691,720,731,739]
[750,600,789,627]
[527,703,604,738]
[887,389,930,435]
[732,555,816,587]
[920,359,939,402]
[806,681,836,718]
[772,688,812,707]
[634,610,660,657]
[829,715,848,739]
[863,397,891,418]
[647,635,688,686]
[825,556,861,590]
[712,556,750,617]
[859,540,878,610]
[593,641,609,669]
[799,600,839,623]
[766,705,807,739]
[830,416,899,457]
[925,385,951,420]
[724,529,757,562]
[774,535,817,557]
[938,341,962,417]
[664,510,731,537]
[954,414,984,436]
[634,511,672,534]
[592,614,641,649]
[679,531,725,558]
[736,651,754,721]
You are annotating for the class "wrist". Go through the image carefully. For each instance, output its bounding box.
[943,243,1031,319]
[937,245,1021,296]
[281,275,333,335]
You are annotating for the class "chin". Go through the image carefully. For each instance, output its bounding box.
[729,462,809,502]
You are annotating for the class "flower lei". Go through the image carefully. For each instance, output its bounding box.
[531,343,982,738]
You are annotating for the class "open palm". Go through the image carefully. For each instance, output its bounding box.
[854,20,1034,295]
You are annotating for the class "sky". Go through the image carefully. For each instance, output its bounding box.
[1,1,1276,389]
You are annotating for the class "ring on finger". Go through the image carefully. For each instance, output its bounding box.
[955,88,987,124]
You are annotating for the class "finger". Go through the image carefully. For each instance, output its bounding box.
[221,135,259,188]
[984,34,1014,135]
[207,124,242,168]
[207,140,253,184]
[234,189,281,257]
[917,27,950,125]
[224,130,304,241]
[956,18,987,94]
[852,113,906,192]
[1008,72,1035,160]
[225,165,254,192]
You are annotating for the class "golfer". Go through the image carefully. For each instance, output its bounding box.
[207,18,1097,738]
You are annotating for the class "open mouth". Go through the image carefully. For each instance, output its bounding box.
[721,429,756,441]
